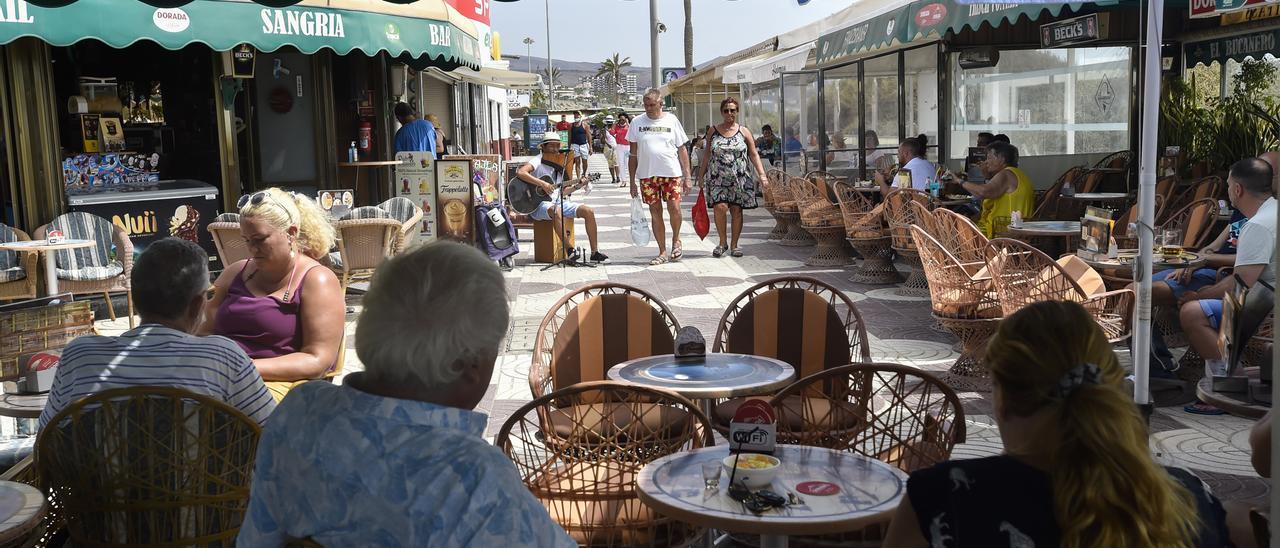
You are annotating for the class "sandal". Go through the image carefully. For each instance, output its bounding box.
[713,245,727,258]
[730,248,744,257]
[671,241,683,261]
[649,254,669,266]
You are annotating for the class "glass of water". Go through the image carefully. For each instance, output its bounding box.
[1161,228,1182,247]
[701,460,721,489]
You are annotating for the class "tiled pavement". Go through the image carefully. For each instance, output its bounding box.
[86,152,1269,507]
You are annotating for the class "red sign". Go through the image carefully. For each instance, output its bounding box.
[448,0,490,25]
[915,3,947,27]
[27,351,60,372]
[796,481,841,496]
[733,399,776,425]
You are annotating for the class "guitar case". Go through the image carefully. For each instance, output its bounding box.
[475,204,519,261]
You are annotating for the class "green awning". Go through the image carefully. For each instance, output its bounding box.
[1185,27,1280,67]
[0,0,481,70]
[817,0,1092,66]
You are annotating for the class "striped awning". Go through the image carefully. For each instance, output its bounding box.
[0,0,481,70]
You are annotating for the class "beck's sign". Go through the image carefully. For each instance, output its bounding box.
[1040,13,1107,49]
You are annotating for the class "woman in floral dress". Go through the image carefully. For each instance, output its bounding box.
[696,97,768,257]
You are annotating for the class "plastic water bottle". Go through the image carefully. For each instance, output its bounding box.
[348,141,359,163]
[1060,178,1075,197]
[927,176,940,199]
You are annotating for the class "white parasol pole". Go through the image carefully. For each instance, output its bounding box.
[1133,0,1162,408]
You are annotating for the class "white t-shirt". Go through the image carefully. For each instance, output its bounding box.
[895,157,937,191]
[626,113,688,179]
[1235,196,1276,286]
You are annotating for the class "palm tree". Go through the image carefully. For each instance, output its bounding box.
[596,54,632,106]
[683,0,693,74]
[541,66,561,102]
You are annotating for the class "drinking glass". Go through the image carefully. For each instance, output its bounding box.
[1161,228,1182,247]
[702,460,721,489]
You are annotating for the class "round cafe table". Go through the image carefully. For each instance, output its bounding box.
[1066,192,1128,205]
[0,392,45,419]
[636,445,907,548]
[0,480,46,545]
[0,239,95,296]
[607,353,794,418]
[1003,221,1080,258]
[1075,250,1205,277]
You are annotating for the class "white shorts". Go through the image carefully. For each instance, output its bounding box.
[616,148,630,170]
[570,143,591,159]
[532,200,581,221]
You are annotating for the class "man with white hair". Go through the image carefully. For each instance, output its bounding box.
[238,242,574,546]
[628,88,692,265]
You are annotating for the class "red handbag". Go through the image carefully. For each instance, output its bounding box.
[692,188,710,240]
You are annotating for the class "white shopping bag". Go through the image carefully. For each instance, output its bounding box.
[630,197,651,247]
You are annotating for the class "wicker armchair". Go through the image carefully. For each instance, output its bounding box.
[711,276,870,430]
[1032,166,1084,221]
[929,208,990,268]
[789,177,851,266]
[0,225,38,302]
[884,189,933,297]
[984,238,1134,342]
[377,197,424,254]
[803,170,842,202]
[36,387,261,546]
[208,213,250,269]
[771,363,965,472]
[832,181,899,284]
[529,283,680,400]
[772,177,813,247]
[1162,176,1224,224]
[496,381,711,547]
[762,169,790,240]
[35,212,133,327]
[1094,150,1133,170]
[331,215,401,295]
[911,225,1002,390]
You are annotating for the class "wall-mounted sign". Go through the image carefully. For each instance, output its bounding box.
[231,44,256,78]
[1222,3,1280,24]
[1186,27,1280,67]
[1040,13,1107,49]
[1192,0,1272,19]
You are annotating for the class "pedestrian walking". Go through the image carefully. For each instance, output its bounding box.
[696,97,766,258]
[612,113,632,188]
[628,89,691,265]
[602,115,620,183]
[569,112,592,178]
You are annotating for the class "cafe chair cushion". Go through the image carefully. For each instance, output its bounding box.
[720,287,852,379]
[213,212,241,223]
[546,401,693,445]
[45,212,122,281]
[377,197,419,224]
[0,266,26,284]
[0,225,26,282]
[548,293,676,389]
[341,206,392,221]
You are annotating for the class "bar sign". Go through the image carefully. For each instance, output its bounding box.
[1040,13,1108,48]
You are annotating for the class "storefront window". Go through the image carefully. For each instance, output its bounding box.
[822,63,859,177]
[949,46,1132,159]
[781,71,818,175]
[863,53,899,158]
[904,46,939,162]
[741,81,780,140]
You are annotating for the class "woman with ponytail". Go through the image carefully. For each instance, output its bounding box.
[203,188,345,402]
[884,300,1231,547]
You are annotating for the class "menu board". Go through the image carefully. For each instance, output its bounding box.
[394,151,437,243]
[435,160,474,244]
[526,114,548,149]
[317,189,354,220]
[443,154,501,205]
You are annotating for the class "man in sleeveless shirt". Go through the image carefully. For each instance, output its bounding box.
[964,141,1035,237]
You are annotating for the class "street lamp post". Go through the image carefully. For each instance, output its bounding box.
[522,37,533,74]
[545,0,554,111]
[649,0,659,91]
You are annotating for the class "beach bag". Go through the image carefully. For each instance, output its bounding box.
[630,197,651,247]
[692,188,710,240]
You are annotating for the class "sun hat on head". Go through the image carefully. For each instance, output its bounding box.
[604,115,615,122]
[541,132,562,143]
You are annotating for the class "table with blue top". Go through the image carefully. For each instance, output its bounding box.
[608,353,795,417]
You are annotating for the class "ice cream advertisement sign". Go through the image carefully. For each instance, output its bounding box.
[434,160,474,244]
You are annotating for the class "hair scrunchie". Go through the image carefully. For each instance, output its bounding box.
[1054,363,1102,398]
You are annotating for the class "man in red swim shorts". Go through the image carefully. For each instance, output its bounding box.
[628,88,692,265]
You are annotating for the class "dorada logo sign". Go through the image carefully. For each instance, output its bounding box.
[385,22,400,41]
[153,7,190,33]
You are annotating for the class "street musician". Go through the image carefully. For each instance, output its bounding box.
[515,132,608,263]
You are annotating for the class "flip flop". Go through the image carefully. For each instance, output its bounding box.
[713,245,727,258]
[671,241,683,261]
[731,248,744,257]
[1183,402,1226,415]
[649,254,669,266]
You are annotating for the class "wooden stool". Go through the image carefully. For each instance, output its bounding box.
[533,219,576,263]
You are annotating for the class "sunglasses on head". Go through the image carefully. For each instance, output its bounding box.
[237,191,294,222]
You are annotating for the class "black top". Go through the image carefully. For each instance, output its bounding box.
[907,455,1232,548]
[570,123,589,145]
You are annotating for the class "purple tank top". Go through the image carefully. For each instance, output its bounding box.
[215,265,319,359]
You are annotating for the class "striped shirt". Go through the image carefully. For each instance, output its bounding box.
[39,325,275,428]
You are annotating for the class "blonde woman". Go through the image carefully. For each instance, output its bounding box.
[425,114,446,155]
[884,300,1230,548]
[203,188,346,402]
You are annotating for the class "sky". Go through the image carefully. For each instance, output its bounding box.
[491,0,850,68]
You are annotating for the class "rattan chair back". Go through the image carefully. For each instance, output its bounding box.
[1161,197,1219,249]
[496,381,711,547]
[832,181,884,238]
[906,201,936,237]
[1164,177,1224,222]
[883,189,930,252]
[332,217,400,293]
[929,208,989,266]
[911,225,1000,320]
[788,177,843,227]
[713,276,870,380]
[983,238,1093,316]
[36,387,261,546]
[208,221,251,268]
[530,283,680,399]
[1032,166,1084,221]
[770,363,965,473]
[0,225,37,301]
[804,170,841,201]
[1094,150,1133,170]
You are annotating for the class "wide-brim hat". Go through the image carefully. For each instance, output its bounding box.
[541,132,562,143]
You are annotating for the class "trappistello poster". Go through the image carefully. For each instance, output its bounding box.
[435,159,474,244]
[443,154,502,205]
[394,151,437,243]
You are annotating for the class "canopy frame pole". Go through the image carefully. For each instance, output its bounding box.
[1133,0,1162,409]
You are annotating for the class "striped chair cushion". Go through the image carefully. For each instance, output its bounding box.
[378,197,418,224]
[213,213,240,223]
[0,225,21,273]
[550,294,675,389]
[723,288,851,380]
[48,213,122,281]
[342,206,391,220]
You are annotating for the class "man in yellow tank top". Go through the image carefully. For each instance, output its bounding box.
[963,141,1036,237]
